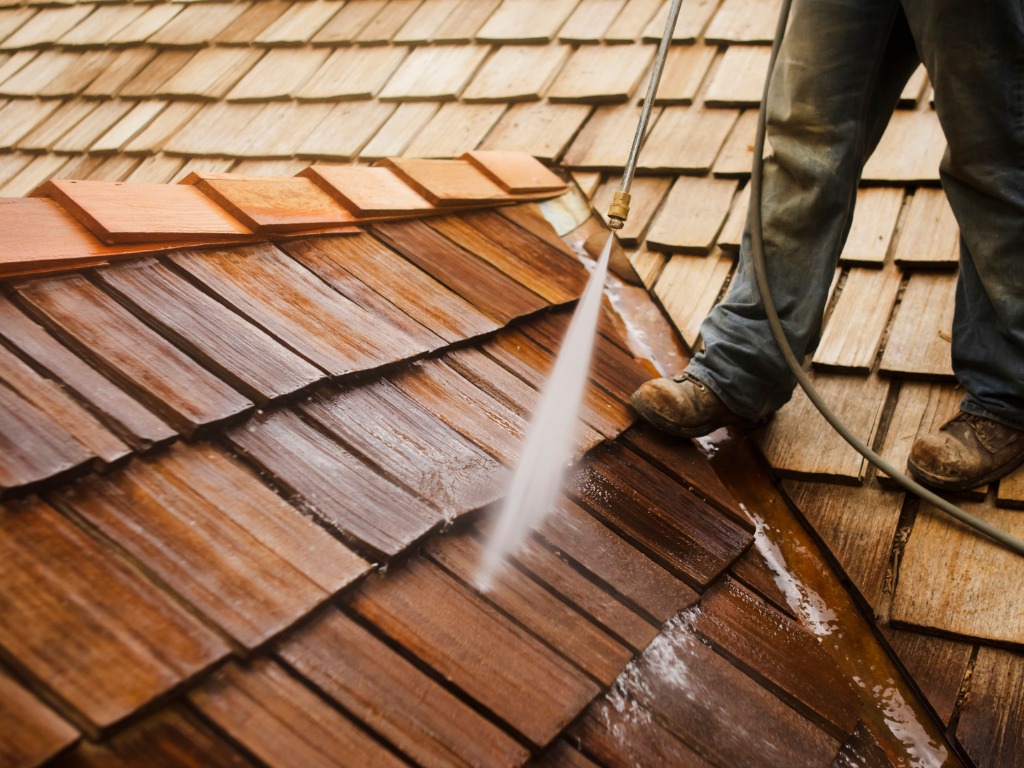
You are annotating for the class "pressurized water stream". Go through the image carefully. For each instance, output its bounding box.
[476,234,612,590]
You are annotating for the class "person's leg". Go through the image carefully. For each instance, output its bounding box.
[900,0,1024,488]
[686,0,919,421]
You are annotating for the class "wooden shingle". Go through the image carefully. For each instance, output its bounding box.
[403,102,506,158]
[190,659,406,768]
[0,497,228,731]
[298,100,396,160]
[107,5,184,46]
[393,0,462,43]
[156,47,265,100]
[893,501,1024,645]
[547,44,655,104]
[433,0,502,41]
[0,668,78,767]
[879,271,956,378]
[604,0,664,42]
[310,0,387,44]
[559,0,629,42]
[481,101,591,162]
[592,175,671,244]
[355,0,426,45]
[641,0,720,43]
[646,175,737,253]
[477,0,580,43]
[655,43,717,104]
[379,44,489,101]
[653,250,732,348]
[226,48,330,101]
[638,106,738,173]
[359,101,439,160]
[840,187,904,266]
[956,648,1024,768]
[813,261,902,372]
[892,187,959,267]
[876,381,962,487]
[83,47,158,97]
[883,628,972,724]
[146,3,251,47]
[862,110,945,183]
[704,45,771,107]
[118,50,193,98]
[296,45,408,100]
[463,44,571,103]
[705,0,783,44]
[564,104,651,170]
[1,4,91,49]
[254,0,344,44]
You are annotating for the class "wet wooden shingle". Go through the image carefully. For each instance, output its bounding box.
[350,557,601,747]
[226,408,439,560]
[190,659,406,768]
[170,243,431,377]
[56,443,367,649]
[882,627,972,724]
[16,274,253,437]
[0,667,78,767]
[0,294,174,452]
[0,497,229,731]
[279,609,531,768]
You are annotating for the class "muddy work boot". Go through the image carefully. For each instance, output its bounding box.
[907,412,1024,491]
[630,373,753,438]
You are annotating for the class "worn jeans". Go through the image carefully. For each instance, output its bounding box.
[687,0,1024,429]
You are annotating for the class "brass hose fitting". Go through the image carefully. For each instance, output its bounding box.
[607,191,631,230]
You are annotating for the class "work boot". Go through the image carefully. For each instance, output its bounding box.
[907,411,1024,491]
[630,373,752,438]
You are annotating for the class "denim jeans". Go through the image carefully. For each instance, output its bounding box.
[687,0,1024,429]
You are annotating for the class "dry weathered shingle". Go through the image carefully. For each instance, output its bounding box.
[479,102,591,162]
[547,43,655,103]
[379,44,489,100]
[463,44,571,103]
[297,45,409,100]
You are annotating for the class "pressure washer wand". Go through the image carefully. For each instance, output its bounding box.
[607,0,684,230]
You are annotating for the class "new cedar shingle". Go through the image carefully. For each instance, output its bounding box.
[298,100,398,160]
[393,0,462,43]
[0,497,229,731]
[146,3,251,47]
[0,668,78,767]
[558,0,629,43]
[704,0,783,43]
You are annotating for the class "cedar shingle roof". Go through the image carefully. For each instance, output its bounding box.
[0,1,1020,766]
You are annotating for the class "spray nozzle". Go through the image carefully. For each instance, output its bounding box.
[607,190,631,230]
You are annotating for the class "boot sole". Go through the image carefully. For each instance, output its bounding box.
[907,448,1024,492]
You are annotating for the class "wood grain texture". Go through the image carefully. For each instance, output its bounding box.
[377,157,507,205]
[0,667,78,768]
[997,462,1024,508]
[297,46,408,100]
[391,358,529,465]
[279,609,530,768]
[169,243,431,377]
[282,233,499,343]
[564,104,652,170]
[653,250,732,348]
[594,613,840,767]
[40,179,253,244]
[571,443,753,588]
[55,442,366,649]
[646,176,737,253]
[463,150,566,194]
[372,218,548,324]
[841,187,904,266]
[502,534,661,652]
[0,497,228,731]
[530,739,604,768]
[16,274,251,438]
[403,102,506,159]
[300,380,506,519]
[693,577,860,739]
[462,44,572,102]
[892,187,960,267]
[713,109,760,178]
[476,0,579,43]
[478,330,632,439]
[955,647,1024,768]
[813,261,902,371]
[0,344,130,471]
[547,43,654,103]
[892,499,1024,644]
[861,110,945,183]
[187,176,356,233]
[0,198,202,277]
[97,258,325,404]
[704,45,772,108]
[349,557,601,747]
[784,480,902,608]
[425,530,635,684]
[638,107,739,173]
[47,706,258,768]
[879,271,956,378]
[705,0,783,43]
[537,497,700,625]
[299,165,435,216]
[640,0,719,42]
[759,372,888,483]
[480,102,592,163]
[190,659,407,768]
[426,210,587,304]
[225,48,330,101]
[655,44,717,104]
[573,701,716,768]
[225,408,439,561]
[0,295,174,452]
[378,44,489,100]
[881,627,971,724]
